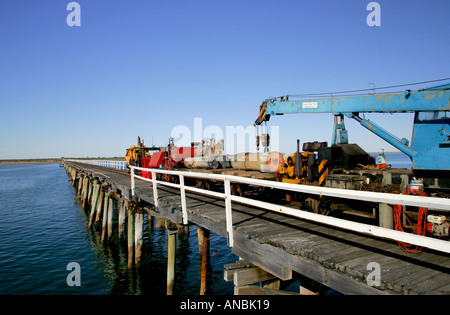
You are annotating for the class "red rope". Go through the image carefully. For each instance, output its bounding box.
[394,192,428,253]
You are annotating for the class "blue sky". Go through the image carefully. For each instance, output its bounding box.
[0,0,449,159]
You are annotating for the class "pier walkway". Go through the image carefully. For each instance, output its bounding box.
[64,160,450,295]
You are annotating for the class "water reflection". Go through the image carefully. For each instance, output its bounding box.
[83,203,235,295]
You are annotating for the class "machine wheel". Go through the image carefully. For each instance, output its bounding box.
[202,180,211,191]
[231,184,244,197]
[306,198,330,216]
[257,186,266,196]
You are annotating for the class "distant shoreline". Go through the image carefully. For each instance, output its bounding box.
[0,157,124,164]
[0,159,61,164]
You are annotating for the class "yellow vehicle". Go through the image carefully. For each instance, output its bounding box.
[125,136,151,168]
[279,151,316,184]
[278,140,330,186]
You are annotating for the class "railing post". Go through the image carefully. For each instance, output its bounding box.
[151,170,159,209]
[180,174,188,225]
[131,167,135,197]
[224,178,234,247]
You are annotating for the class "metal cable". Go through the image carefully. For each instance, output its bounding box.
[283,77,450,99]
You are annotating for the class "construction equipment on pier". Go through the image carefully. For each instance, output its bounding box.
[254,82,450,182]
[125,136,160,169]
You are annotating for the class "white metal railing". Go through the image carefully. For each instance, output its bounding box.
[129,165,450,254]
[65,159,127,170]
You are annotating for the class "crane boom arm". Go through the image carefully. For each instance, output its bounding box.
[256,87,450,124]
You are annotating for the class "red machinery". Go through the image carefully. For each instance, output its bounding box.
[140,138,198,180]
[141,152,165,179]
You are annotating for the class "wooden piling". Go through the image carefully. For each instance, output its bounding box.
[107,197,114,242]
[178,225,189,241]
[81,177,89,210]
[91,183,99,213]
[94,188,105,228]
[71,169,77,185]
[101,192,109,243]
[167,230,176,295]
[87,181,93,205]
[88,180,100,229]
[197,227,204,257]
[80,176,86,205]
[118,200,126,242]
[134,212,144,268]
[147,214,153,231]
[200,229,211,295]
[77,174,83,195]
[127,203,135,269]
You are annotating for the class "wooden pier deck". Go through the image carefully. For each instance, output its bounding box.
[65,161,450,295]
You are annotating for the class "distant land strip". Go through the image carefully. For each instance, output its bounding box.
[0,157,125,164]
[0,159,62,164]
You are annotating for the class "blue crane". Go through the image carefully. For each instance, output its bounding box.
[254,83,450,173]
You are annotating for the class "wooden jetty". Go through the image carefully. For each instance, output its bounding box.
[63,160,450,295]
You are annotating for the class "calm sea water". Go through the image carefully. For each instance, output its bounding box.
[0,154,411,295]
[0,163,236,295]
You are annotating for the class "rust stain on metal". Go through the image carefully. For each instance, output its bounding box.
[365,120,375,132]
[425,93,437,100]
